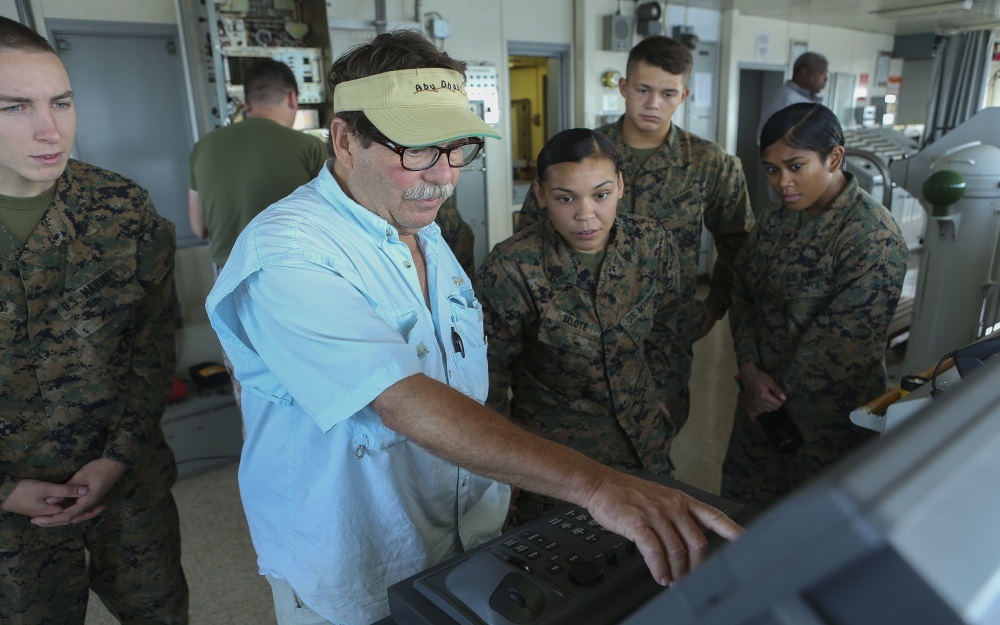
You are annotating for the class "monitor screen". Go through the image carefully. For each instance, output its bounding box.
[953,333,1000,377]
[621,356,1000,625]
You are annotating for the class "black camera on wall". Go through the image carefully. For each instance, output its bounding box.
[636,2,662,37]
[672,24,700,50]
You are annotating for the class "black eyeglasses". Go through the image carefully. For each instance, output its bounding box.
[370,134,484,171]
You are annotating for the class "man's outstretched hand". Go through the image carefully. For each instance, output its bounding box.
[583,471,744,586]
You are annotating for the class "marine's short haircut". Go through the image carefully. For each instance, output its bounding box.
[0,16,57,55]
[243,58,298,107]
[626,36,693,80]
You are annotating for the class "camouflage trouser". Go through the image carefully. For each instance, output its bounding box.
[502,489,565,532]
[721,404,877,511]
[0,493,189,625]
[502,458,668,532]
[661,383,690,451]
[659,348,693,443]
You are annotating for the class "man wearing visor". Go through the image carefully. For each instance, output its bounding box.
[207,30,741,625]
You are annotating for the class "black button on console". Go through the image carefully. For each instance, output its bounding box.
[568,561,605,586]
[502,554,532,573]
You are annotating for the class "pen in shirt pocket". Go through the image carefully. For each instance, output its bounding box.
[451,327,466,358]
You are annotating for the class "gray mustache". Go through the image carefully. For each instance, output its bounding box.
[403,183,455,201]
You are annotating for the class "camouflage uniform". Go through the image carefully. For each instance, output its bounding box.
[517,119,754,433]
[0,161,188,624]
[478,214,684,526]
[435,193,476,279]
[722,175,908,509]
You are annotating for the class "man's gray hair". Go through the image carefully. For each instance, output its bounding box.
[793,52,828,74]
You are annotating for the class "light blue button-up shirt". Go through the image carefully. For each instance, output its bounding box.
[206,161,509,625]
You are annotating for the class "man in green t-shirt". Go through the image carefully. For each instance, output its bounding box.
[189,59,326,415]
[188,58,327,268]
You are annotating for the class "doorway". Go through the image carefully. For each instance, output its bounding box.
[827,71,858,129]
[684,41,719,142]
[46,20,197,245]
[736,65,786,215]
[507,42,571,211]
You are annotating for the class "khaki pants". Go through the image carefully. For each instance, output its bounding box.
[265,576,343,625]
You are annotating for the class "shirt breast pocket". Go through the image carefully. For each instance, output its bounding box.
[621,285,657,344]
[783,269,833,326]
[652,185,704,234]
[536,307,601,361]
[447,288,488,402]
[0,300,23,349]
[58,264,145,342]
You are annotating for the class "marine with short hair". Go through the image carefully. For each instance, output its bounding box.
[479,128,686,528]
[723,103,907,509]
[518,36,755,440]
[0,15,187,624]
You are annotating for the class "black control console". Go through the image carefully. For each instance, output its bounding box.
[387,473,747,625]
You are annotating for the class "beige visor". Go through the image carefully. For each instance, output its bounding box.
[333,67,500,147]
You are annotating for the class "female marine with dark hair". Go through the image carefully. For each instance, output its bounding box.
[477,128,686,527]
[722,103,908,509]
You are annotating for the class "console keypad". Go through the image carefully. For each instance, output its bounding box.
[490,508,637,583]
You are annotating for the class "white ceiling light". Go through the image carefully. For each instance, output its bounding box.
[870,0,973,18]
